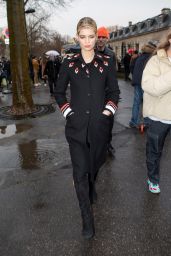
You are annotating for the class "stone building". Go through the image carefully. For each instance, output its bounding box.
[109,8,171,61]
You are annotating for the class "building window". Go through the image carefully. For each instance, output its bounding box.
[150,18,157,26]
[124,27,130,34]
[132,25,137,32]
[140,22,146,30]
[119,30,123,36]
[162,14,169,23]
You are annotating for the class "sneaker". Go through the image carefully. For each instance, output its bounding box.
[147,179,160,194]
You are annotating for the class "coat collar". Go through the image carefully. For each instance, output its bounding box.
[68,50,104,63]
[157,49,167,59]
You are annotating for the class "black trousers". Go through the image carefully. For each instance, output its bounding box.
[48,77,57,95]
[146,119,171,184]
[69,141,93,218]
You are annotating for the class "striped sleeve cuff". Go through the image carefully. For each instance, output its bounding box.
[60,103,73,118]
[104,101,117,115]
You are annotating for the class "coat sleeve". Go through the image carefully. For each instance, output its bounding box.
[142,56,171,97]
[54,58,73,118]
[104,58,120,115]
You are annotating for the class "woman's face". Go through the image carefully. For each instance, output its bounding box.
[77,27,97,52]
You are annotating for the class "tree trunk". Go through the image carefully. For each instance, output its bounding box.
[7,0,35,115]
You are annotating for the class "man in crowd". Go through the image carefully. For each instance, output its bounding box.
[96,27,117,158]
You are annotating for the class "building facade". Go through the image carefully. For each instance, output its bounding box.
[109,8,171,61]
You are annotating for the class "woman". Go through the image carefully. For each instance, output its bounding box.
[142,32,171,194]
[54,17,120,239]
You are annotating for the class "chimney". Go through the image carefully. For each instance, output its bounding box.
[161,8,170,15]
[128,21,132,26]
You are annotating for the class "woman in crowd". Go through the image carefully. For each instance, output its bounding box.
[142,32,171,194]
[54,17,120,238]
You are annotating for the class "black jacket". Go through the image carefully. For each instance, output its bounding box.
[44,59,61,80]
[54,52,120,179]
[97,47,116,68]
[132,53,151,86]
[54,52,119,121]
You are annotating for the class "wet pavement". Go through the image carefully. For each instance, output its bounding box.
[0,81,171,256]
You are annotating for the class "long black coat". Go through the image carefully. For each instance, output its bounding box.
[54,52,120,180]
[44,59,61,80]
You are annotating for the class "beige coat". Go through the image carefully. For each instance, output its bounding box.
[142,49,171,120]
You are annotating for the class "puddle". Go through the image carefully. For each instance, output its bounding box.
[18,140,56,169]
[0,123,32,139]
[0,139,69,171]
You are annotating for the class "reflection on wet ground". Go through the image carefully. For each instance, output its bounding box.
[1,82,171,255]
[0,139,70,171]
[0,123,32,139]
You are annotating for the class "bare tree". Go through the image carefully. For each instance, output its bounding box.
[24,0,73,9]
[1,0,73,115]
[6,0,35,115]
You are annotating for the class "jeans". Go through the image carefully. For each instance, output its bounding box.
[146,120,171,184]
[130,84,143,126]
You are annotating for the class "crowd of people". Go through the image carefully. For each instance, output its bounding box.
[0,57,11,92]
[1,16,171,240]
[29,54,62,97]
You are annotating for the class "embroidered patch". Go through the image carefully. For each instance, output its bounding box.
[86,68,89,74]
[99,67,103,73]
[97,54,102,58]
[69,62,74,67]
[94,61,98,67]
[75,67,79,74]
[74,54,80,58]
[103,61,108,66]
[104,55,110,59]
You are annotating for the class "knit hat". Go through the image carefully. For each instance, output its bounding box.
[97,27,109,38]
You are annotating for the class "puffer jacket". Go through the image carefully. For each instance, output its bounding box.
[142,49,171,120]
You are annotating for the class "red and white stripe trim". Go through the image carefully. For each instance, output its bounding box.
[105,101,117,115]
[60,103,72,118]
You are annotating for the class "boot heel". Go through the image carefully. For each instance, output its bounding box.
[82,216,95,239]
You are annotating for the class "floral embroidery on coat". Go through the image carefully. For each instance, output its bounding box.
[103,61,108,66]
[94,61,98,67]
[69,62,74,68]
[75,67,79,74]
[99,67,103,73]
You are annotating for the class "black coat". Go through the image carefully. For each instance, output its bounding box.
[97,47,117,67]
[132,53,151,86]
[44,59,61,80]
[54,52,120,179]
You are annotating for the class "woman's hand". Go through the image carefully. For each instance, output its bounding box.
[102,110,112,116]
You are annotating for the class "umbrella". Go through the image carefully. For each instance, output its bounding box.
[45,50,60,56]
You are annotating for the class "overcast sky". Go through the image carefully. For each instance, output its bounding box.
[0,0,171,37]
[49,0,171,36]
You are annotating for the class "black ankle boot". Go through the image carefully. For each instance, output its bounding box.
[74,175,95,239]
[82,215,95,239]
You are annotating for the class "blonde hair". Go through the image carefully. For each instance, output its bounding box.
[157,31,171,51]
[77,17,97,35]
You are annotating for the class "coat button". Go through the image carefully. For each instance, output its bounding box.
[86,110,90,114]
